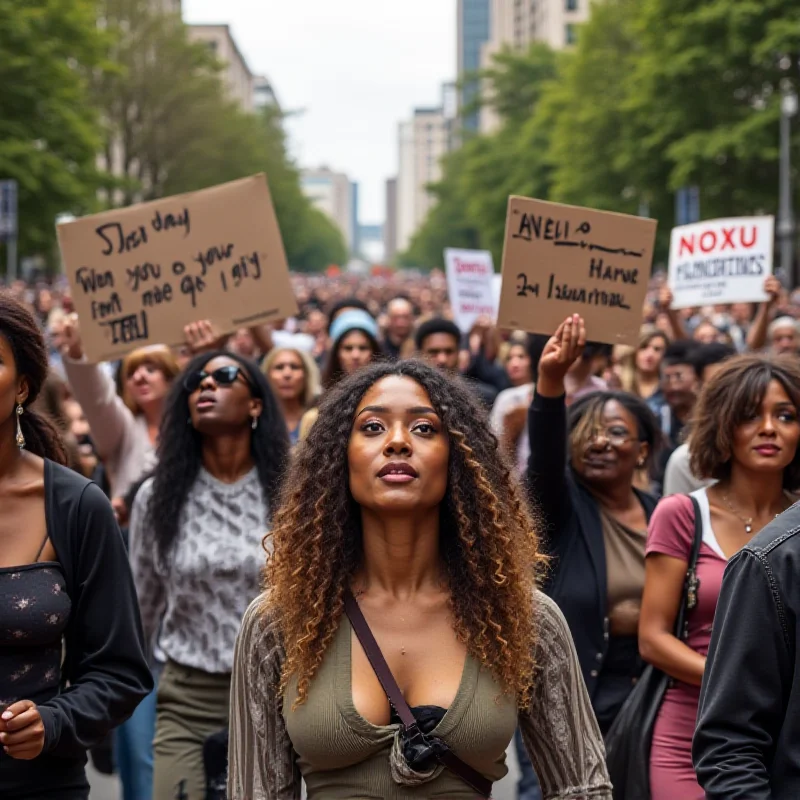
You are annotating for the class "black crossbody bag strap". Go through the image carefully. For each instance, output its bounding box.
[344,590,493,798]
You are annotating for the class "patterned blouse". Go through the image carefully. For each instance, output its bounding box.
[228,591,613,799]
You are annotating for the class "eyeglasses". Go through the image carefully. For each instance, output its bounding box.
[588,428,637,448]
[183,365,252,394]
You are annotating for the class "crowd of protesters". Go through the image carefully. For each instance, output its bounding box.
[2,265,800,800]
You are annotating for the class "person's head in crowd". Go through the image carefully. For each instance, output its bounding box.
[415,318,461,373]
[322,309,381,389]
[305,309,327,338]
[690,355,800,491]
[266,359,543,709]
[228,328,259,360]
[385,297,415,345]
[694,341,737,383]
[46,308,69,354]
[120,345,181,419]
[605,345,636,393]
[150,350,289,565]
[568,389,660,494]
[730,302,755,327]
[635,329,669,380]
[768,317,800,357]
[35,288,54,321]
[0,291,67,463]
[693,319,722,345]
[263,347,320,418]
[503,335,534,387]
[326,297,371,332]
[661,340,702,417]
[64,397,98,478]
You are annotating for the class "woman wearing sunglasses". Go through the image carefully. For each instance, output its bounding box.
[228,360,610,799]
[129,351,289,800]
[527,315,661,735]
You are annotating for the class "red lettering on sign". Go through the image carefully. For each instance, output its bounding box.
[679,235,695,256]
[700,231,717,253]
[740,226,757,248]
[454,258,489,275]
[720,227,736,250]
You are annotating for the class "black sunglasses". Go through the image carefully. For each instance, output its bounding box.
[183,365,253,394]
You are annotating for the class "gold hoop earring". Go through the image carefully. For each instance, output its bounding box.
[15,404,25,450]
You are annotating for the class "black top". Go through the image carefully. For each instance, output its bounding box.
[694,504,800,800]
[0,460,153,797]
[526,392,657,705]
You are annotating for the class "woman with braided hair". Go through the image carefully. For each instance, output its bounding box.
[228,359,611,799]
[0,292,151,798]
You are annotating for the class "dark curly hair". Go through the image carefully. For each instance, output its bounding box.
[147,351,289,567]
[264,360,545,709]
[0,292,66,463]
[690,354,800,490]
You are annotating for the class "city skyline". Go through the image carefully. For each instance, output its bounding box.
[183,0,455,227]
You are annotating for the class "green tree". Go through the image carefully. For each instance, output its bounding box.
[0,0,106,263]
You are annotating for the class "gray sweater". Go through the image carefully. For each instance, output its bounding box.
[130,467,269,674]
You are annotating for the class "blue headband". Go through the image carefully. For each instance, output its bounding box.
[330,309,379,344]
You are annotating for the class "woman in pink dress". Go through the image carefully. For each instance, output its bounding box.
[639,354,800,799]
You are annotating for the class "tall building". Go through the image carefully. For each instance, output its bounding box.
[187,24,254,111]
[301,168,355,253]
[456,0,491,133]
[396,103,451,253]
[253,75,279,110]
[479,0,590,132]
[384,178,398,263]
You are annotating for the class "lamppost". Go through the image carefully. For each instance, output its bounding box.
[779,83,798,287]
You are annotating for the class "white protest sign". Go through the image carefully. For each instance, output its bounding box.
[444,248,497,332]
[668,216,774,308]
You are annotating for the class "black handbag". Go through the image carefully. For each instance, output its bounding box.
[604,495,703,800]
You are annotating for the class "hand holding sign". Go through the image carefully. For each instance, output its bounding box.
[537,314,587,398]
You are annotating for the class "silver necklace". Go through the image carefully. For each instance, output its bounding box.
[723,494,755,534]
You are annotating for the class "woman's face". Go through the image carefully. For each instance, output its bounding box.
[348,375,449,516]
[506,345,532,386]
[269,350,305,403]
[730,380,800,475]
[636,336,666,375]
[572,400,647,489]
[693,322,719,345]
[338,331,374,375]
[187,356,262,435]
[126,360,170,409]
[0,333,26,432]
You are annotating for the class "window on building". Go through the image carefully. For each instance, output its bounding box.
[566,0,578,10]
[565,23,577,45]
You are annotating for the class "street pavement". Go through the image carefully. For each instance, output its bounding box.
[88,744,522,799]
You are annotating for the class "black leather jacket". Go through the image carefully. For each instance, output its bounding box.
[694,504,800,799]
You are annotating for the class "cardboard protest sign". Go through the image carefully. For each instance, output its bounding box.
[57,174,298,363]
[444,248,497,332]
[497,197,657,346]
[668,216,774,308]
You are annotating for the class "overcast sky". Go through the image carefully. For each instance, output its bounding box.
[183,0,456,225]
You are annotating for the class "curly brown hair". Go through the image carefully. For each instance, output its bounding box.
[689,354,800,489]
[263,360,545,709]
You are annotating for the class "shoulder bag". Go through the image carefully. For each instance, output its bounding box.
[604,494,703,800]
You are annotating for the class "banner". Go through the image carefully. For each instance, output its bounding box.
[668,216,774,308]
[497,196,657,346]
[444,248,497,333]
[57,174,298,362]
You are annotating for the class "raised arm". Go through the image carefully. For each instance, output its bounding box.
[519,592,612,800]
[745,275,782,352]
[658,286,687,341]
[693,549,791,799]
[228,599,302,800]
[527,315,586,532]
[60,314,133,461]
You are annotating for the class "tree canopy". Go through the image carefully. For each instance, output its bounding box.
[401,0,800,270]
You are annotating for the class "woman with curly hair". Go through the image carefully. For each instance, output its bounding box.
[0,293,151,799]
[129,351,289,800]
[228,359,611,799]
[640,355,800,799]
